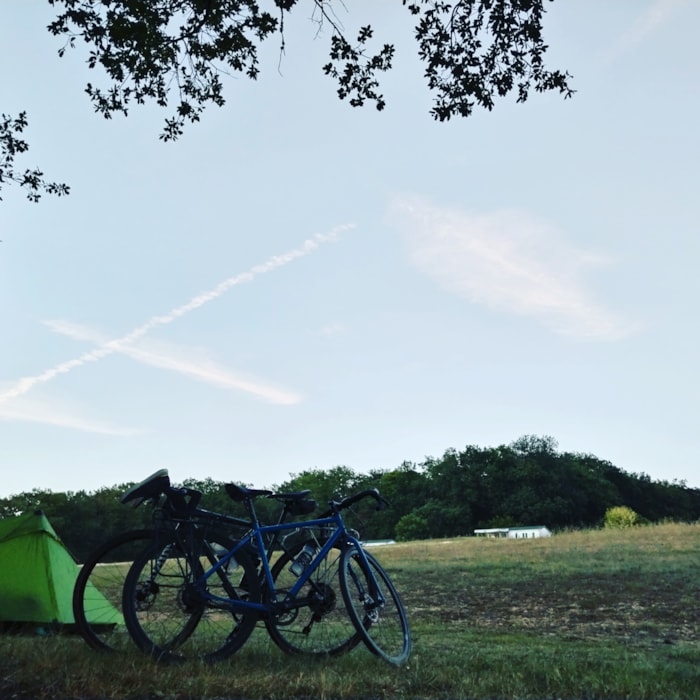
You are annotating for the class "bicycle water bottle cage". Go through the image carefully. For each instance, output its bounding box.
[225,483,273,502]
[120,469,170,507]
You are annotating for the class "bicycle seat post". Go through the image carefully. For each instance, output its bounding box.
[242,495,261,531]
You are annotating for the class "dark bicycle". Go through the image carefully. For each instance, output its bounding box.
[73,469,360,657]
[121,477,412,665]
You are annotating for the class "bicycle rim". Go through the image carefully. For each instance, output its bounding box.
[265,541,361,657]
[339,546,412,665]
[72,529,156,652]
[122,531,260,662]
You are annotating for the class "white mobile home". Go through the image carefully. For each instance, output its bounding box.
[474,526,551,539]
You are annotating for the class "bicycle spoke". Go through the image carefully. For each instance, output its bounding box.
[265,541,361,657]
[340,547,412,665]
[122,532,260,662]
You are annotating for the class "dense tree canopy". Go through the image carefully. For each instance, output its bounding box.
[2,436,698,562]
[2,1,573,202]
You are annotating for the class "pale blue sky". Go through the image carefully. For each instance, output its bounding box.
[1,1,698,497]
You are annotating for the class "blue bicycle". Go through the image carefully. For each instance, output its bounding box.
[73,470,320,655]
[121,482,412,665]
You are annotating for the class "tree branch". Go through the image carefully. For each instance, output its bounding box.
[0,112,70,203]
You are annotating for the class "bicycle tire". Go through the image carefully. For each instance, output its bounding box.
[264,540,362,657]
[72,528,156,652]
[339,546,412,665]
[122,530,260,663]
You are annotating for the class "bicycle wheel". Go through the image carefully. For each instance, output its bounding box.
[339,546,412,665]
[72,529,156,652]
[265,540,362,657]
[122,531,260,663]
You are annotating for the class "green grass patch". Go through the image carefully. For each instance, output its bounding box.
[1,522,698,699]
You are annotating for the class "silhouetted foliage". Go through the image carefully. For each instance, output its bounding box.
[2,1,573,202]
[47,0,573,139]
[2,435,698,554]
[0,112,70,203]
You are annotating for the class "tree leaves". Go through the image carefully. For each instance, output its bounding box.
[408,0,575,121]
[0,112,70,203]
[47,0,281,141]
[46,0,574,139]
[323,27,395,110]
[1,437,698,554]
[1,2,576,203]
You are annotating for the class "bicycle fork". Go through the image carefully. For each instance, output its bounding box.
[347,549,386,624]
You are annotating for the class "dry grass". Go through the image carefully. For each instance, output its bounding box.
[1,522,698,699]
[391,522,700,647]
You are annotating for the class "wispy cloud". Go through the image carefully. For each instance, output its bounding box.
[0,226,352,408]
[0,393,142,436]
[317,322,348,337]
[389,196,637,340]
[44,320,301,405]
[602,0,686,60]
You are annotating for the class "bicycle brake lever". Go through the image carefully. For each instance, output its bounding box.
[376,495,391,511]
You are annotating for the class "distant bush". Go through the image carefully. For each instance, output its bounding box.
[604,505,643,528]
[395,512,430,541]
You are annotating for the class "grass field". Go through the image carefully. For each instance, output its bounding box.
[1,522,698,699]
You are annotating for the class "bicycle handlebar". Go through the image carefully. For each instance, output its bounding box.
[319,488,390,517]
[121,471,389,522]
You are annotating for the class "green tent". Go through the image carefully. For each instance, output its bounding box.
[0,510,121,629]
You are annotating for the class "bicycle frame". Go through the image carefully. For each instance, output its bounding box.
[122,477,410,665]
[194,509,384,615]
[148,494,313,569]
[122,471,389,627]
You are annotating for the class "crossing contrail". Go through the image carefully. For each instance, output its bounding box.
[43,320,303,405]
[0,226,353,404]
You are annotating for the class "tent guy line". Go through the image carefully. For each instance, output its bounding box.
[0,225,353,406]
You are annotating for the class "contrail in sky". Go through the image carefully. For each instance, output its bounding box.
[0,226,352,404]
[43,321,303,405]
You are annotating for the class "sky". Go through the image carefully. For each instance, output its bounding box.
[1,0,699,498]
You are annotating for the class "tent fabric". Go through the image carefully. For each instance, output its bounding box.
[0,510,121,626]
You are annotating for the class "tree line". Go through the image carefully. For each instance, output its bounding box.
[2,435,698,562]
